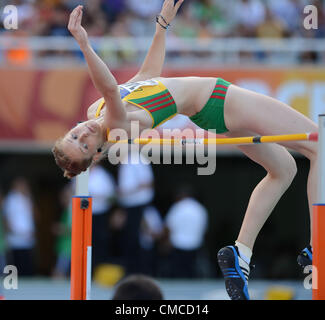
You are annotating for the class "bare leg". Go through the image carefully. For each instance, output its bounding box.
[226,131,297,250]
[224,85,318,245]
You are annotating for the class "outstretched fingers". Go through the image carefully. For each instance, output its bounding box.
[68,5,83,31]
[174,0,185,11]
[76,6,83,26]
[160,0,184,24]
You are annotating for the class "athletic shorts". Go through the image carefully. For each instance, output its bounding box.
[189,78,231,133]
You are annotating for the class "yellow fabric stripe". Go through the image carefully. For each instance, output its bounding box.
[122,81,175,128]
[95,98,106,118]
[95,98,110,141]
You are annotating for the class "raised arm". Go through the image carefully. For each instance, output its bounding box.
[128,0,184,83]
[68,6,126,123]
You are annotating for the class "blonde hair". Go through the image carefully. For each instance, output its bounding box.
[52,138,93,179]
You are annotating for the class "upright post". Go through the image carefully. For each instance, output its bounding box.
[313,114,325,300]
[70,169,92,300]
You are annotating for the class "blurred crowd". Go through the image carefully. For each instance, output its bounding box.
[0,150,210,287]
[1,0,324,65]
[2,0,325,38]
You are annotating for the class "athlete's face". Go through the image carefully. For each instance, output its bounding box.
[61,120,103,162]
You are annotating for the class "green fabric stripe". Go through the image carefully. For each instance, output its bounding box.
[141,94,172,107]
[211,92,226,97]
[217,78,232,87]
[129,89,169,105]
[189,78,231,133]
[213,87,227,92]
[127,88,177,127]
[146,100,175,111]
[152,104,177,127]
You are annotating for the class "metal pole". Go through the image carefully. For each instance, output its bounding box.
[76,170,90,196]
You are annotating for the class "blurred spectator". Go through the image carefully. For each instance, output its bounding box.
[82,0,108,36]
[165,185,208,278]
[2,177,36,277]
[102,0,126,24]
[235,0,266,37]
[52,182,72,278]
[125,0,163,19]
[107,205,127,262]
[125,0,163,37]
[267,0,302,36]
[256,6,286,39]
[172,3,200,39]
[11,0,36,31]
[139,205,164,276]
[190,0,225,37]
[118,148,154,275]
[45,3,70,36]
[112,274,163,300]
[88,163,116,272]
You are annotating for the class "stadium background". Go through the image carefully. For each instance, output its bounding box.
[0,0,323,299]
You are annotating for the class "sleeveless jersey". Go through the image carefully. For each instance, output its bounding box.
[95,79,177,132]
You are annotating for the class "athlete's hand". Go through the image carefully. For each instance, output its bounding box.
[68,5,89,48]
[160,0,184,25]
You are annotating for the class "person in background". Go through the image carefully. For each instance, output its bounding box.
[117,148,155,275]
[52,182,73,278]
[89,163,116,272]
[165,185,208,278]
[234,0,266,37]
[112,274,164,300]
[139,205,164,276]
[2,177,36,277]
[107,205,127,263]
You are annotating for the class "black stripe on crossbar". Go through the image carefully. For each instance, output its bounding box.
[128,139,133,144]
[253,136,262,144]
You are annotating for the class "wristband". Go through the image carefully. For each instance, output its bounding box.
[156,14,170,29]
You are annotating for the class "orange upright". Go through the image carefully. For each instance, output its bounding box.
[312,204,325,299]
[313,115,325,300]
[70,196,92,300]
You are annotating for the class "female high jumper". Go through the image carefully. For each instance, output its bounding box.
[52,1,317,300]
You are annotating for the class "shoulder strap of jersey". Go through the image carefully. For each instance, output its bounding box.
[95,99,106,118]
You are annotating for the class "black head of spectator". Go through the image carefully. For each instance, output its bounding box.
[112,274,164,300]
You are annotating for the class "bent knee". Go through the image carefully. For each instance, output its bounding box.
[268,153,297,187]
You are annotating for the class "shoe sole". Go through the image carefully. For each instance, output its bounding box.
[297,255,312,272]
[217,246,249,300]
